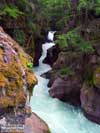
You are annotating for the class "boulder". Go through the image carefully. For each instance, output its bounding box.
[48,51,84,105]
[25,113,50,133]
[49,75,82,106]
[80,83,100,124]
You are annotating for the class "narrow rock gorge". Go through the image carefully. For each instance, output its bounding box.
[0,27,50,133]
[45,24,100,124]
[0,0,100,133]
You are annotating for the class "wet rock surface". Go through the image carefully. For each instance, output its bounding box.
[34,38,43,66]
[43,45,60,66]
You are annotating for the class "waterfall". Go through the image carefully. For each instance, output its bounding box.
[48,31,56,41]
[30,32,100,133]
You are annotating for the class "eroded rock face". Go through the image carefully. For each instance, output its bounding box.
[80,83,100,124]
[93,67,100,89]
[0,27,37,110]
[34,38,43,66]
[48,51,84,105]
[49,75,82,106]
[80,68,100,124]
[25,113,50,133]
[53,51,84,71]
[43,45,60,66]
[48,46,99,106]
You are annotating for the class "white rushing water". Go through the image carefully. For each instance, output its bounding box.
[30,31,100,133]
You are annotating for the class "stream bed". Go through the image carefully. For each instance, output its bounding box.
[30,32,100,133]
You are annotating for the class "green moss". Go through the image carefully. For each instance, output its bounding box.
[0,97,15,108]
[55,34,68,48]
[93,67,100,88]
[55,29,94,53]
[83,64,94,86]
[3,5,24,18]
[13,29,26,45]
[59,67,74,76]
[47,128,51,133]
[27,63,33,69]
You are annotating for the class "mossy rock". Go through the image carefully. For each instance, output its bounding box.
[0,27,37,110]
[0,72,6,88]
[93,67,100,88]
[0,97,15,108]
[58,67,74,77]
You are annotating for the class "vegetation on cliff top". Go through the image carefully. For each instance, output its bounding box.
[0,0,99,82]
[55,29,94,53]
[0,0,99,55]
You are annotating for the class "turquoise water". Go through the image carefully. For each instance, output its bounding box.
[30,33,100,133]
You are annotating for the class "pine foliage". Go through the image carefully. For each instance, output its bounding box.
[55,28,94,53]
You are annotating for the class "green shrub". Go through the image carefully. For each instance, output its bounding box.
[95,0,100,16]
[55,28,94,53]
[59,67,74,76]
[38,0,71,27]
[77,0,100,15]
[55,34,68,48]
[27,63,33,69]
[83,64,94,86]
[3,5,24,18]
[13,30,26,45]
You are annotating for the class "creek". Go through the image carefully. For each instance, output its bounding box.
[30,32,100,133]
